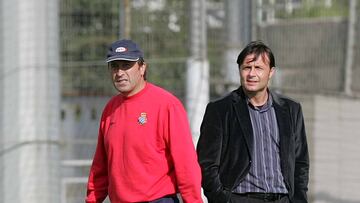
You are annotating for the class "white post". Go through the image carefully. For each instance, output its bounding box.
[0,0,60,202]
[344,0,357,95]
[224,0,252,91]
[186,59,209,145]
[187,0,209,145]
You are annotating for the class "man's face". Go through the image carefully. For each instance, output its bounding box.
[109,60,146,97]
[239,53,274,95]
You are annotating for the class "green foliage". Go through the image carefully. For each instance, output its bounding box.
[130,0,189,59]
[61,0,120,96]
[60,0,351,97]
[276,0,349,19]
[61,0,190,97]
[60,0,119,62]
[129,0,190,98]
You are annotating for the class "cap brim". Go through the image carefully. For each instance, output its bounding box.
[106,56,139,63]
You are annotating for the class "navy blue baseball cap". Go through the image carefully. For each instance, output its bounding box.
[106,39,144,63]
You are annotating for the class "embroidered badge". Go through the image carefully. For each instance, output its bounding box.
[138,112,147,125]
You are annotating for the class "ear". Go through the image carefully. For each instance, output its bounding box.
[269,66,275,79]
[139,62,146,76]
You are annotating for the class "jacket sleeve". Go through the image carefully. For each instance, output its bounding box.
[196,103,231,203]
[293,104,310,203]
[166,103,203,203]
[86,116,109,203]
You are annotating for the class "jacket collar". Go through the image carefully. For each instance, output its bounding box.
[271,91,291,169]
[231,87,253,152]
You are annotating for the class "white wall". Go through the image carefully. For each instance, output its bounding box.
[294,94,360,203]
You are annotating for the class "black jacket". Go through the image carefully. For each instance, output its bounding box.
[197,87,309,203]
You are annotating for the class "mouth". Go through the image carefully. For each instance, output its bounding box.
[115,79,128,84]
[246,80,258,85]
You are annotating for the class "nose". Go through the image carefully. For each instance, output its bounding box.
[248,67,257,76]
[113,68,125,76]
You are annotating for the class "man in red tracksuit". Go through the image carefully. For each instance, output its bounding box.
[86,39,203,203]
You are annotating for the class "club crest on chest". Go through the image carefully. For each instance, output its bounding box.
[138,112,147,125]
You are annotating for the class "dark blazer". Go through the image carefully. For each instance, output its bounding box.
[197,87,309,203]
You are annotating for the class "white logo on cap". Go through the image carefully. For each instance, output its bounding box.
[115,47,127,52]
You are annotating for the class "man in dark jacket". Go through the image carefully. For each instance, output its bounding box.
[197,41,309,203]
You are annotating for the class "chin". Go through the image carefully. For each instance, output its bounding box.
[244,86,259,92]
[115,87,128,94]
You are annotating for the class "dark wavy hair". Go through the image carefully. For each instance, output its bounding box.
[236,41,275,68]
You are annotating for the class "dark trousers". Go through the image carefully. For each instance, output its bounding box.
[146,195,179,203]
[230,193,289,203]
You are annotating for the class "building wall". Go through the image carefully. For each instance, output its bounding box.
[291,93,360,203]
[312,95,360,203]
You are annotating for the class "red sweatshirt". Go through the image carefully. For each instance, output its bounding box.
[86,83,202,203]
